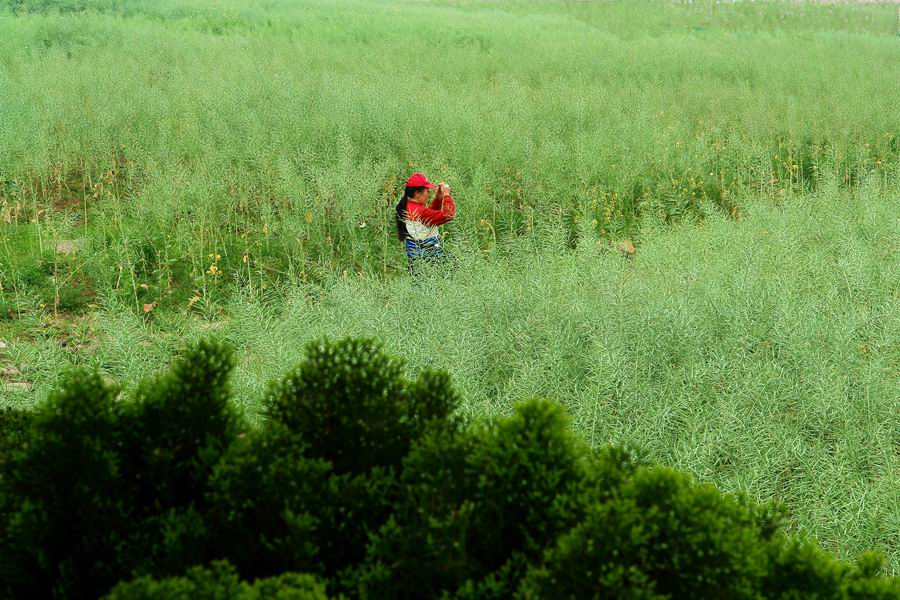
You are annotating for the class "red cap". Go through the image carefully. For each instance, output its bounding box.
[405,172,437,189]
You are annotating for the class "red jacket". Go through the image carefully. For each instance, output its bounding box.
[396,194,456,243]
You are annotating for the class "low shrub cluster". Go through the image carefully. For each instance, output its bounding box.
[0,338,897,599]
[106,562,328,600]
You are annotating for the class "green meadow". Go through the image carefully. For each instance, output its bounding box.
[1,0,899,574]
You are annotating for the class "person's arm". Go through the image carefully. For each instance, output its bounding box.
[430,186,444,210]
[417,195,456,226]
[422,182,456,224]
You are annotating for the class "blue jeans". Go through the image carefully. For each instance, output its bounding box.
[405,238,454,275]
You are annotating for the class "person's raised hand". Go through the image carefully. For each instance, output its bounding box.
[439,183,451,197]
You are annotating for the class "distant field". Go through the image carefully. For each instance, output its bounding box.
[1,0,899,575]
[1,0,898,290]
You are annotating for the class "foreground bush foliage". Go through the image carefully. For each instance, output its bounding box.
[0,338,896,599]
[106,561,328,600]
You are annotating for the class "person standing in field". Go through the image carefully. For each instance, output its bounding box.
[396,172,456,274]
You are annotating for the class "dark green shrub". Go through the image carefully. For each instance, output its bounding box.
[0,406,32,462]
[264,337,408,475]
[0,371,125,599]
[404,368,463,433]
[517,466,900,600]
[0,340,242,598]
[0,407,35,591]
[224,340,461,585]
[357,399,600,598]
[352,427,475,596]
[206,424,334,577]
[106,560,328,599]
[0,336,896,599]
[118,339,239,512]
[518,467,769,599]
[762,542,900,600]
[114,340,241,577]
[265,337,459,475]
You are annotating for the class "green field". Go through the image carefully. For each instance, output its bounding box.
[1,0,899,575]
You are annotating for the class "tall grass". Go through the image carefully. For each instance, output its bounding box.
[6,184,899,572]
[1,0,899,301]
